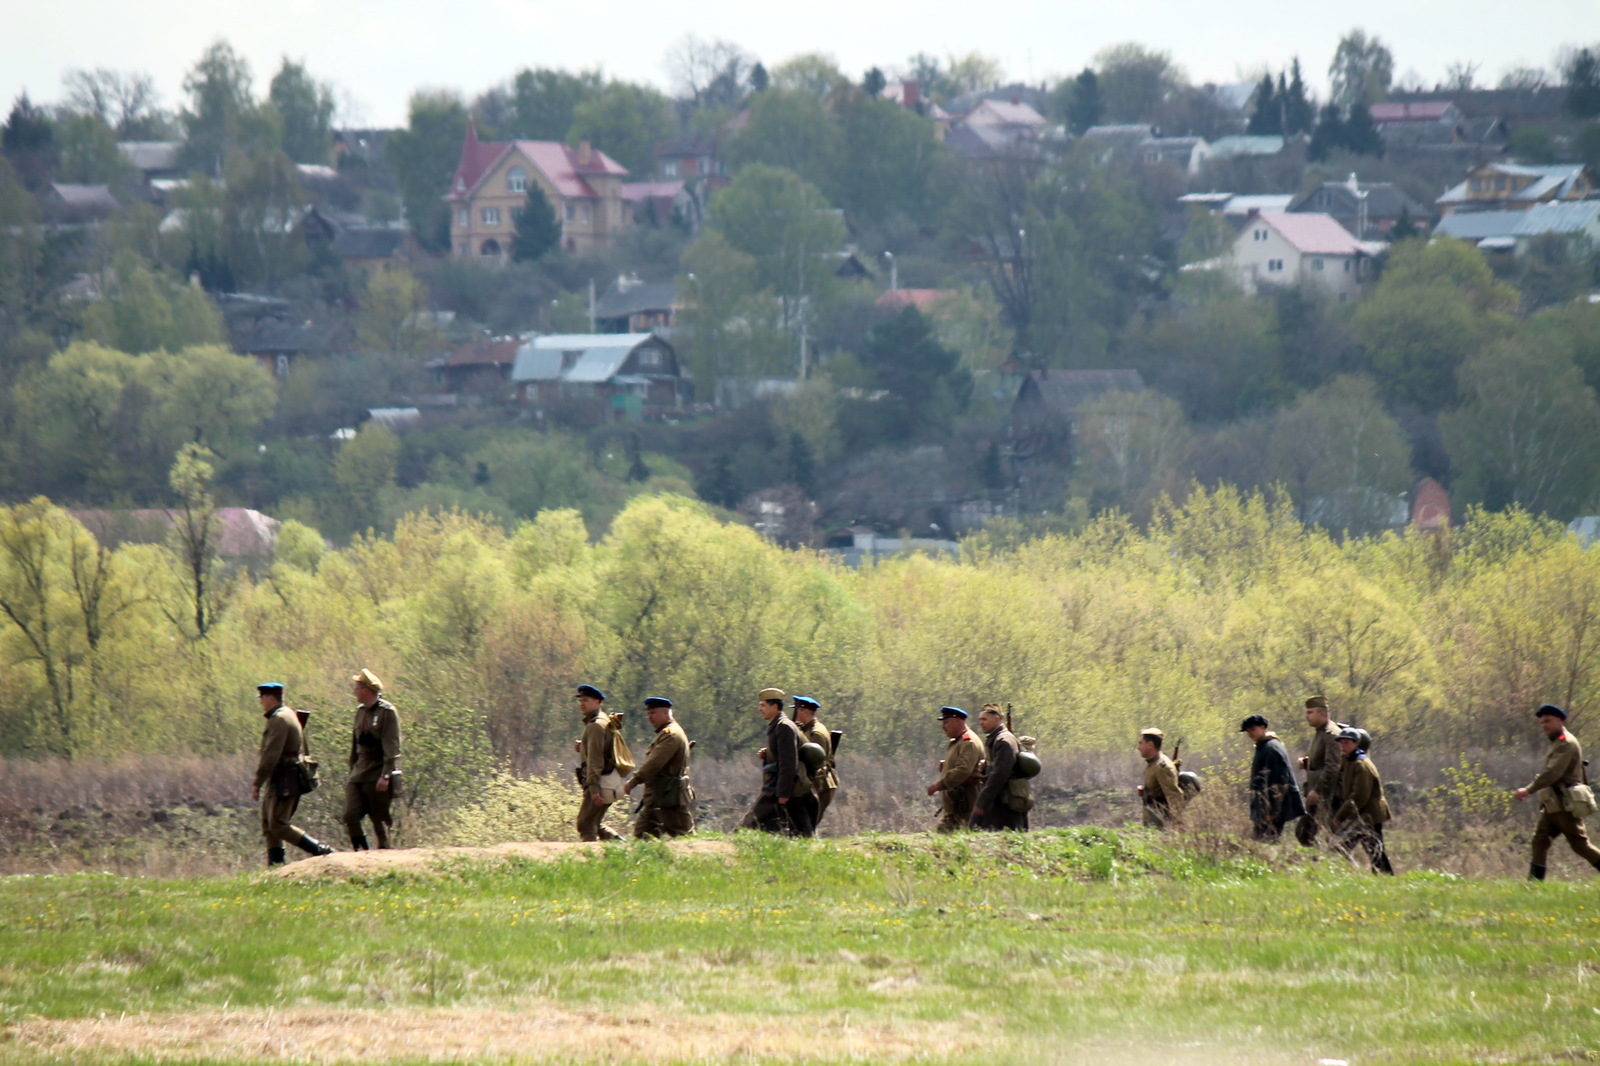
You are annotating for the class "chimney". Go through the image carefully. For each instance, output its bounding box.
[578,140,592,166]
[903,80,919,108]
[1246,207,1260,220]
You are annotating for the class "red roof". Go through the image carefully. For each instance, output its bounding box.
[1261,212,1364,256]
[1370,101,1453,124]
[444,336,521,368]
[620,180,684,202]
[875,289,948,311]
[446,123,627,203]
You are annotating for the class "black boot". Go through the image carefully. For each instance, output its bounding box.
[349,833,369,851]
[267,847,286,868]
[1530,863,1547,881]
[295,833,336,857]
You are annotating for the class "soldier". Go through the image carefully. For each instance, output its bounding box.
[1136,728,1185,829]
[1515,704,1600,881]
[344,669,401,850]
[1295,695,1344,847]
[925,706,985,832]
[573,684,622,842]
[253,682,334,867]
[624,697,695,839]
[1331,728,1395,874]
[751,687,818,837]
[1242,714,1305,841]
[972,703,1029,831]
[793,696,838,824]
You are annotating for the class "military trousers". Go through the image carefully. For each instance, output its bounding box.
[634,804,695,839]
[260,790,305,847]
[815,785,837,823]
[1531,809,1600,866]
[343,780,395,848]
[752,793,818,837]
[1336,821,1394,874]
[577,793,620,842]
[971,804,1029,832]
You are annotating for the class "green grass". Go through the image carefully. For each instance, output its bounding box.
[0,829,1596,1064]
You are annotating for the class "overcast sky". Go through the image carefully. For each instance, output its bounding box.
[5,0,1597,128]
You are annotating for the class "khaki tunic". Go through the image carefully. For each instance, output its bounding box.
[1141,753,1185,828]
[578,711,617,793]
[1303,719,1343,807]
[256,707,305,846]
[346,699,401,785]
[800,718,838,818]
[1526,731,1585,814]
[935,729,985,832]
[1334,754,1391,827]
[630,719,694,839]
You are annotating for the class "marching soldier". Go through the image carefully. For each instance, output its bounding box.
[793,696,838,824]
[1515,704,1600,880]
[751,687,818,837]
[574,684,622,842]
[972,703,1029,831]
[344,669,401,850]
[1241,714,1304,841]
[1331,728,1395,874]
[1136,728,1185,829]
[253,682,334,867]
[926,706,985,832]
[1296,695,1343,847]
[624,697,695,839]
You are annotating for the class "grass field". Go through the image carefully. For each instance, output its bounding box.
[1,829,1597,1065]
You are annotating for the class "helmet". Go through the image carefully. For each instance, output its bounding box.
[1178,770,1202,796]
[1012,750,1043,779]
[798,742,826,771]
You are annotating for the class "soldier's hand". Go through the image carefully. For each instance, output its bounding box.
[1136,785,1144,796]
[972,806,984,817]
[377,776,390,792]
[251,786,260,802]
[1514,787,1531,801]
[623,780,634,795]
[1299,755,1309,770]
[757,747,768,761]
[573,740,582,753]
[1305,790,1319,808]
[778,796,788,805]
[592,792,603,804]
[926,782,940,796]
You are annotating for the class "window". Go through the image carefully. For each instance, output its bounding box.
[1254,229,1267,241]
[456,208,468,227]
[508,167,527,193]
[1343,259,1352,273]
[663,159,679,178]
[481,206,501,226]
[564,204,575,223]
[480,238,501,257]
[1312,258,1324,272]
[579,205,591,225]
[637,347,662,368]
[1267,258,1284,272]
[561,350,582,371]
[275,354,290,378]
[458,243,468,257]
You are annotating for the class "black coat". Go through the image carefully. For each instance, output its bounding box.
[1250,735,1306,829]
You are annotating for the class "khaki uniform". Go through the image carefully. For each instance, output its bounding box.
[800,717,839,822]
[934,728,986,832]
[256,706,305,847]
[973,725,1029,831]
[1141,752,1185,828]
[1333,752,1394,874]
[344,698,401,848]
[630,719,695,839]
[1296,718,1344,846]
[752,714,818,837]
[576,710,622,842]
[1526,730,1600,868]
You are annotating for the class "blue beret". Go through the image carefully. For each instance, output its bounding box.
[575,685,605,700]
[256,682,285,693]
[643,696,673,708]
[792,695,819,710]
[939,706,968,719]
[1536,704,1568,720]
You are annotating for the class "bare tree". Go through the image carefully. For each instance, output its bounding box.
[1498,66,1549,91]
[61,68,163,138]
[664,35,754,111]
[1442,60,1480,91]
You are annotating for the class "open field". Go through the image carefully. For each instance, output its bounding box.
[2,831,1598,1065]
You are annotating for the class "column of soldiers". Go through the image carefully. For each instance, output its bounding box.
[253,675,1599,883]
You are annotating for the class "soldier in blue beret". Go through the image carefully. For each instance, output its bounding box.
[253,683,334,866]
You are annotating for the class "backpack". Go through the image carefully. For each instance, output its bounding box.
[608,715,636,776]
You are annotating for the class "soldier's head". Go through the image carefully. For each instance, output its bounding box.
[351,669,382,704]
[575,684,605,716]
[1137,728,1164,759]
[939,706,968,738]
[792,696,818,725]
[1304,695,1330,728]
[644,696,673,729]
[977,704,1003,733]
[1536,704,1567,738]
[1240,714,1269,742]
[257,682,284,712]
[758,688,786,722]
[1337,727,1362,757]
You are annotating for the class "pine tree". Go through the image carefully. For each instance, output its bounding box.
[1390,205,1418,241]
[1247,74,1280,135]
[1564,48,1600,119]
[1066,69,1103,135]
[1308,102,1346,162]
[510,185,561,263]
[1344,102,1384,157]
[1284,59,1314,134]
[862,67,887,98]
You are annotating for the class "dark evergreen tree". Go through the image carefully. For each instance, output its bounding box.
[1308,102,1346,162]
[786,432,817,496]
[1390,205,1418,241]
[1565,47,1600,119]
[749,62,769,94]
[862,67,887,98]
[1066,69,1103,135]
[1247,74,1280,135]
[861,306,971,441]
[510,185,561,263]
[980,441,1007,489]
[625,432,651,482]
[698,452,740,507]
[1284,59,1314,134]
[1344,101,1384,157]
[1,94,57,190]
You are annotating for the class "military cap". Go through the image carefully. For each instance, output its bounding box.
[352,668,383,693]
[980,702,1002,715]
[938,706,968,719]
[1138,727,1165,740]
[256,682,285,694]
[758,687,786,702]
[1305,695,1329,709]
[1337,727,1363,742]
[643,696,673,709]
[792,695,819,710]
[1239,714,1270,731]
[1536,703,1568,720]
[575,684,605,700]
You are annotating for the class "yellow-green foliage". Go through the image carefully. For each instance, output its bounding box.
[433,770,582,845]
[3,487,1600,762]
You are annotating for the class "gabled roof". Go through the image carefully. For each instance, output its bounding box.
[444,335,522,368]
[1384,87,1569,121]
[117,141,181,171]
[1434,212,1525,242]
[1016,369,1145,415]
[1287,181,1428,220]
[49,183,120,212]
[594,280,677,318]
[1438,163,1591,205]
[620,181,684,202]
[511,333,664,384]
[1253,212,1365,256]
[446,123,628,203]
[964,99,1046,128]
[1208,135,1284,157]
[1370,101,1455,124]
[1513,201,1600,237]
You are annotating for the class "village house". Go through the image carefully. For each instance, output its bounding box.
[445,123,629,260]
[1287,175,1430,240]
[1227,210,1372,301]
[1436,162,1596,215]
[1435,200,1600,256]
[432,334,522,396]
[1010,368,1146,460]
[593,277,678,333]
[510,332,687,423]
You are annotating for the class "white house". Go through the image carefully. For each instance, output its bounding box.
[1228,211,1371,301]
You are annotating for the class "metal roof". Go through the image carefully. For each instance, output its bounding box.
[511,333,661,384]
[594,281,677,318]
[1433,211,1524,241]
[1259,212,1365,256]
[1512,201,1600,237]
[1438,163,1589,205]
[1208,135,1284,157]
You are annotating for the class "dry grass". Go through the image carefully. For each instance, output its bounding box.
[271,839,736,880]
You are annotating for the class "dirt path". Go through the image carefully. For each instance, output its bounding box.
[271,838,737,879]
[4,1003,976,1062]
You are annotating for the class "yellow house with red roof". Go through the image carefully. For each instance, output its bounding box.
[445,123,629,260]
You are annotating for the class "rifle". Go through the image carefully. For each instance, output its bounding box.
[829,729,844,758]
[1172,737,1184,773]
[1005,702,1014,733]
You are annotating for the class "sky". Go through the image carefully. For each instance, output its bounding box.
[4,0,1598,128]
